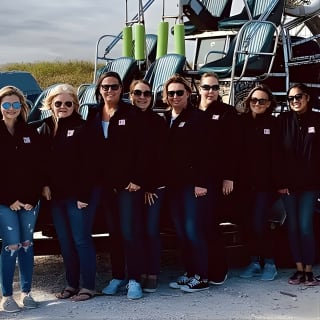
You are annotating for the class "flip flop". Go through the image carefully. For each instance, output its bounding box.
[70,290,94,302]
[56,287,79,299]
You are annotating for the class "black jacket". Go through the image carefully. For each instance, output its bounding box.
[88,101,145,190]
[132,106,168,192]
[237,111,277,191]
[275,109,320,191]
[0,120,43,206]
[164,105,209,188]
[36,112,94,202]
[201,100,239,183]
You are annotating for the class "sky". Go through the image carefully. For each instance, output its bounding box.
[0,0,243,65]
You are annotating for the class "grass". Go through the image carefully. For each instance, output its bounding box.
[0,60,95,90]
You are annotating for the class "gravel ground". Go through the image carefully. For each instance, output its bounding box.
[1,253,320,320]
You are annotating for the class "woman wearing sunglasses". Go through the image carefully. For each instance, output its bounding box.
[128,79,167,293]
[89,72,145,300]
[197,72,239,286]
[162,74,210,293]
[237,84,278,281]
[34,84,101,301]
[0,86,43,312]
[275,83,320,286]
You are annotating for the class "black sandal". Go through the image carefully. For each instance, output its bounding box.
[56,287,79,299]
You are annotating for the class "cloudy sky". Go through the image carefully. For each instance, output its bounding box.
[0,0,243,65]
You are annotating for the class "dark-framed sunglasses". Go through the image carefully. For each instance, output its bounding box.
[101,84,120,91]
[250,98,269,105]
[287,93,306,103]
[1,102,21,109]
[200,84,220,91]
[167,90,185,97]
[54,101,73,108]
[132,89,152,98]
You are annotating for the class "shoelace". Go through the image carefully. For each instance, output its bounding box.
[187,277,200,288]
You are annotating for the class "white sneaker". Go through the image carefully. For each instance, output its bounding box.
[239,262,262,278]
[126,280,143,300]
[169,273,190,289]
[102,278,127,295]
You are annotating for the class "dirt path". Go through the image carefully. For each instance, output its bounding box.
[1,254,320,320]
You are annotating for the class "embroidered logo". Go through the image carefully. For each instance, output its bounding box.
[23,137,31,143]
[119,119,126,126]
[212,114,220,120]
[178,122,185,127]
[67,130,74,137]
[264,129,271,135]
[308,127,315,133]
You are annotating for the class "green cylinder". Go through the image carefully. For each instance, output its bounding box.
[156,21,169,59]
[122,26,133,57]
[134,24,146,61]
[174,24,185,56]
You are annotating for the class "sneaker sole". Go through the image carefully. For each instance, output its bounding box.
[180,286,209,293]
[261,272,278,281]
[143,288,157,293]
[3,308,21,313]
[127,295,143,300]
[169,283,183,289]
[239,273,262,279]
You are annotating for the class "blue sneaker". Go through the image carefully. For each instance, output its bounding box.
[102,278,127,295]
[239,262,262,278]
[261,263,277,281]
[127,280,143,300]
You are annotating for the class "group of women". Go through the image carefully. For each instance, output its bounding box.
[0,70,318,312]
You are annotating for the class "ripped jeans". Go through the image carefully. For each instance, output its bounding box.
[0,203,39,296]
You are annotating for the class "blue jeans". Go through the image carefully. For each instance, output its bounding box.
[107,189,144,281]
[251,191,275,261]
[281,191,318,265]
[142,188,165,276]
[168,184,209,278]
[51,188,100,290]
[0,203,39,296]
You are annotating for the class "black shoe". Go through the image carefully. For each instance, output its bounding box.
[304,272,318,286]
[288,271,305,285]
[180,275,209,293]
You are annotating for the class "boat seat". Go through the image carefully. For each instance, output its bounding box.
[177,0,233,35]
[27,83,62,123]
[199,20,278,78]
[218,0,284,30]
[143,53,186,109]
[95,56,139,93]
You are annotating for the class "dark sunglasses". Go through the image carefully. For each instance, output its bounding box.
[132,89,152,98]
[200,84,220,91]
[287,93,306,103]
[167,90,185,97]
[250,98,269,105]
[1,102,21,109]
[54,101,73,108]
[101,84,120,91]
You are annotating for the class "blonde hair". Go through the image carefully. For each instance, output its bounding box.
[0,86,29,122]
[41,84,80,135]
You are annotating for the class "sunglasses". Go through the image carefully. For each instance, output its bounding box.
[287,93,306,103]
[101,84,120,91]
[200,84,220,91]
[132,89,152,98]
[167,90,185,97]
[1,102,21,109]
[250,98,269,105]
[54,101,73,108]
